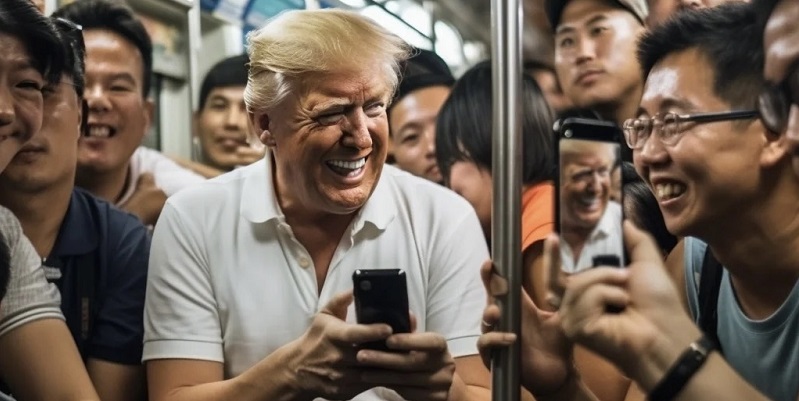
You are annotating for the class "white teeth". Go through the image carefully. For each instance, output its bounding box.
[328,157,366,170]
[88,126,111,138]
[654,183,686,201]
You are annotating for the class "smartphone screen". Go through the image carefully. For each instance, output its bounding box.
[557,123,624,273]
[352,269,411,351]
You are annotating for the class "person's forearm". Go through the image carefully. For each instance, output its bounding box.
[154,345,311,401]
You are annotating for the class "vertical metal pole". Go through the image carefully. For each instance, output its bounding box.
[490,0,522,398]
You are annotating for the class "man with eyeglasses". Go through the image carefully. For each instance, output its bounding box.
[560,3,798,401]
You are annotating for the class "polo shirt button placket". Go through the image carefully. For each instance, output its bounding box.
[298,256,311,268]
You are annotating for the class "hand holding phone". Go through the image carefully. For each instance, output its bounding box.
[352,269,412,352]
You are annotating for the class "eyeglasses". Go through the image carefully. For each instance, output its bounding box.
[622,110,759,150]
[758,65,799,134]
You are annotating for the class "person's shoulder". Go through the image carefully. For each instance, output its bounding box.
[131,147,205,183]
[0,205,21,239]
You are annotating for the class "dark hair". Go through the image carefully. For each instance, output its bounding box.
[391,48,455,110]
[436,60,556,185]
[53,0,153,98]
[638,2,764,110]
[0,0,66,85]
[0,233,9,302]
[199,54,249,111]
[621,162,677,255]
[52,17,87,97]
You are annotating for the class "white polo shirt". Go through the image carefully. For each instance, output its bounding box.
[560,201,624,273]
[143,156,489,400]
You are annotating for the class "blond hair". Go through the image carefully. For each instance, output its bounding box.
[244,9,410,114]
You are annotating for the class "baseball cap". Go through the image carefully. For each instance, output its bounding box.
[545,0,648,30]
[391,48,455,108]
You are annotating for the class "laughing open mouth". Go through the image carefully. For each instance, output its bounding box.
[326,157,367,177]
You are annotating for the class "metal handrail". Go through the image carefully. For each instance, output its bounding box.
[490,0,523,398]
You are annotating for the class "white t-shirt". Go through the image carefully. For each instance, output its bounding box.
[0,206,63,338]
[143,157,489,400]
[116,146,205,206]
[560,201,624,273]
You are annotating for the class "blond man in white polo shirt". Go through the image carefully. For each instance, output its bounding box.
[143,9,491,401]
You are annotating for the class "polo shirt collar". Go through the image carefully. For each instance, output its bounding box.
[239,152,396,232]
[590,201,617,241]
[240,155,282,224]
[51,189,99,257]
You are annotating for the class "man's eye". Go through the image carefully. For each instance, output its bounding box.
[401,133,419,144]
[365,103,385,117]
[17,80,43,91]
[558,37,574,48]
[316,113,343,125]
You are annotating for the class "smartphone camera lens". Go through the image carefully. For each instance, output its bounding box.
[360,280,372,291]
[564,129,573,138]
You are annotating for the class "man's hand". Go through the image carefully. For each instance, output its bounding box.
[476,258,575,398]
[763,0,799,174]
[121,173,167,226]
[557,222,702,391]
[355,325,455,401]
[284,291,392,400]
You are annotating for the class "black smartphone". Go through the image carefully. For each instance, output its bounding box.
[352,269,411,352]
[554,118,625,273]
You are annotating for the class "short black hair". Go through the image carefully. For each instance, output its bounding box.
[198,54,249,111]
[52,17,87,97]
[622,162,677,255]
[0,0,66,85]
[53,0,153,98]
[638,2,764,110]
[436,60,556,186]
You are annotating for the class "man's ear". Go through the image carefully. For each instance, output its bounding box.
[759,120,788,168]
[141,98,155,141]
[250,112,276,147]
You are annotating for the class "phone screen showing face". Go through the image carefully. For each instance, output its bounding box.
[558,131,624,273]
[353,269,411,351]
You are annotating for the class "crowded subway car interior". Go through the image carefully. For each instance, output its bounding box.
[1,0,798,400]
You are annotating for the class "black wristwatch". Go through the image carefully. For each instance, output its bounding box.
[648,335,717,401]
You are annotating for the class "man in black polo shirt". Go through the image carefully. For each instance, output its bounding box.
[0,17,149,401]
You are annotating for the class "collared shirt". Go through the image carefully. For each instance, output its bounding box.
[43,188,150,364]
[116,146,205,206]
[144,155,489,400]
[560,201,623,273]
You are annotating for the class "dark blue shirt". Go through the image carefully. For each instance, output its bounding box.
[43,188,150,365]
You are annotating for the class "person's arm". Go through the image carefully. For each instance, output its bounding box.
[87,360,145,401]
[169,156,225,179]
[559,223,781,401]
[449,355,490,400]
[0,319,100,401]
[85,212,151,401]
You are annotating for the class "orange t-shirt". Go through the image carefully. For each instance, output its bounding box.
[521,182,555,252]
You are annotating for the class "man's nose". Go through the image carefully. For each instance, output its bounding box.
[85,85,111,112]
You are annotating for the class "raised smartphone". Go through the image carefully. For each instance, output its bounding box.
[352,269,411,351]
[554,118,625,274]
